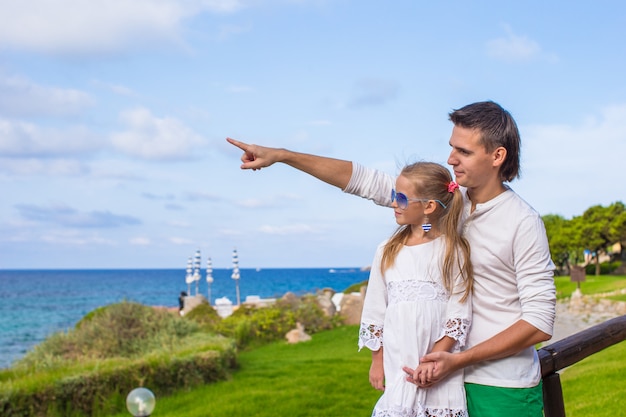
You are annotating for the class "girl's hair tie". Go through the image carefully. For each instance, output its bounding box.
[447,181,459,193]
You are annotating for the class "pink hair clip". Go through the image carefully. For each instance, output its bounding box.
[447,181,459,193]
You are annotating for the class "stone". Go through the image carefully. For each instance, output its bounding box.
[182,294,208,315]
[316,289,337,317]
[339,286,365,325]
[285,322,311,344]
[281,292,300,307]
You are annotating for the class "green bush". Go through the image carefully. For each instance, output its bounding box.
[16,302,200,368]
[344,280,367,293]
[1,344,237,417]
[1,302,237,417]
[183,294,340,349]
[184,302,222,330]
[2,292,345,416]
[218,303,298,349]
[585,261,622,275]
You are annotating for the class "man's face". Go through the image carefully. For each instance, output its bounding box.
[446,125,496,189]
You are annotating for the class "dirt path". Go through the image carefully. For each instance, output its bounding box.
[548,301,621,344]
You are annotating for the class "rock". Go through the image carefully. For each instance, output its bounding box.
[339,286,366,325]
[182,294,208,315]
[281,292,300,307]
[285,322,311,344]
[316,289,337,317]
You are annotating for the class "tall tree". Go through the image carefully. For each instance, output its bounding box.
[542,202,625,276]
[579,203,625,275]
[543,214,577,275]
[607,202,626,273]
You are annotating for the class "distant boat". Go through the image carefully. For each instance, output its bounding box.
[329,269,336,273]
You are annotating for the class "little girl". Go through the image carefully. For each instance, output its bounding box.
[359,161,473,417]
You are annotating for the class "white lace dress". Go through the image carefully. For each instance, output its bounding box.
[359,237,471,417]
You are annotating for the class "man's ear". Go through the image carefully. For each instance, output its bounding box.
[493,146,507,168]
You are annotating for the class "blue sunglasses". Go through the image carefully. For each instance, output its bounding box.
[391,189,447,210]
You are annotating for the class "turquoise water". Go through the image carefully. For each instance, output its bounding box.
[0,268,368,369]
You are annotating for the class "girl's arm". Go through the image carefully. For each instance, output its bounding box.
[403,336,456,385]
[369,348,385,391]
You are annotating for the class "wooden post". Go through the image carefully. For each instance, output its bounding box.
[542,373,565,417]
[538,315,626,416]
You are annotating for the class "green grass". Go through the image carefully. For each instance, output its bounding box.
[607,293,626,302]
[108,325,380,416]
[105,321,626,417]
[103,277,626,416]
[554,274,626,299]
[9,278,625,416]
[561,340,626,417]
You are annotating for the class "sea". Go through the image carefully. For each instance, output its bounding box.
[0,268,369,370]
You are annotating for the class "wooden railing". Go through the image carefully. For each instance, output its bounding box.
[538,315,626,417]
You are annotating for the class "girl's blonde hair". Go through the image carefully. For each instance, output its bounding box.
[380,162,473,301]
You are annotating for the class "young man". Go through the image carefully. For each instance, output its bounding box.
[227,101,556,416]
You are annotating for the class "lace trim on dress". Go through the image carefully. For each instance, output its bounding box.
[358,322,383,351]
[443,317,471,347]
[423,408,467,417]
[372,405,467,417]
[387,280,448,305]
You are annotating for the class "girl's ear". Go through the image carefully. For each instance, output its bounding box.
[424,200,438,215]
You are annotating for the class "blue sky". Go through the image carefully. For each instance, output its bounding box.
[1,0,625,269]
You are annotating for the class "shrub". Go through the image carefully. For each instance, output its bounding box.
[183,294,340,349]
[2,302,237,417]
[344,280,367,294]
[1,341,237,417]
[184,302,223,331]
[585,261,622,275]
[3,290,348,416]
[16,302,200,368]
[219,304,295,349]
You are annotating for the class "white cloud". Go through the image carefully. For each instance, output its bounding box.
[92,79,138,97]
[524,104,626,170]
[258,223,318,235]
[142,192,176,201]
[165,203,186,211]
[0,74,94,117]
[111,107,206,160]
[16,204,141,228]
[348,78,400,108]
[185,191,220,202]
[217,24,252,41]
[218,228,244,237]
[486,25,543,63]
[39,231,115,246]
[130,237,152,245]
[237,198,274,208]
[170,236,195,245]
[231,193,302,209]
[167,220,192,228]
[0,157,90,176]
[517,104,626,217]
[0,0,246,55]
[0,118,102,158]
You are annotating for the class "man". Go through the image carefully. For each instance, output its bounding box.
[227,100,556,417]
